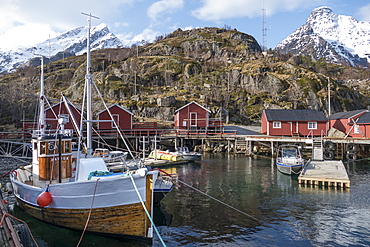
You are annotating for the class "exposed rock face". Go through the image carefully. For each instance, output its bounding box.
[276,7,370,67]
[1,27,369,126]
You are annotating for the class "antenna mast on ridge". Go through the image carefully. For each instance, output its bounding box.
[262,7,267,51]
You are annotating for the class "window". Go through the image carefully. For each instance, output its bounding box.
[273,121,281,128]
[308,122,317,129]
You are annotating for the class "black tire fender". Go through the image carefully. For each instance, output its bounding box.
[346,143,358,152]
[346,152,357,161]
[324,141,335,150]
[323,151,334,160]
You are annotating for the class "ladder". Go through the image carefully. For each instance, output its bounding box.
[312,137,323,160]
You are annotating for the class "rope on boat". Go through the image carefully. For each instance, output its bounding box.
[129,173,166,247]
[177,179,261,223]
[0,212,39,247]
[76,178,100,247]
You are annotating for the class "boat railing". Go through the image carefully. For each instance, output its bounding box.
[32,129,74,138]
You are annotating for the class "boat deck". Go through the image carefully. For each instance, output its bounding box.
[298,160,350,188]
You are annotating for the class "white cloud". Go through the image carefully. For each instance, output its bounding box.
[358,4,370,21]
[0,0,136,50]
[192,0,325,21]
[114,22,130,28]
[148,0,184,22]
[0,23,59,51]
[132,28,161,42]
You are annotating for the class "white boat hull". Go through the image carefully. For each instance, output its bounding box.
[11,170,157,239]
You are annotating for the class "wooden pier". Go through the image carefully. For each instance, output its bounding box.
[298,160,350,188]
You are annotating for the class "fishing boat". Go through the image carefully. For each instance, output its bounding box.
[276,144,306,175]
[148,149,184,161]
[10,14,159,240]
[173,147,202,161]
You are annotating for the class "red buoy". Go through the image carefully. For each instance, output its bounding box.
[37,190,52,207]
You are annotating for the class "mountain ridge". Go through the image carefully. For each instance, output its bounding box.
[0,23,123,73]
[276,6,370,67]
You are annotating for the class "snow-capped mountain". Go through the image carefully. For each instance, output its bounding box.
[0,23,123,73]
[276,7,370,67]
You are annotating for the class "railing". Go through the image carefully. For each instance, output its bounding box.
[175,129,236,138]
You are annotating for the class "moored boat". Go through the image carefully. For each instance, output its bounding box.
[276,145,306,175]
[9,14,158,241]
[173,147,202,161]
[148,150,184,161]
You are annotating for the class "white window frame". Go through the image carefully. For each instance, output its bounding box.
[190,112,197,127]
[273,121,281,128]
[308,122,317,130]
[112,114,119,128]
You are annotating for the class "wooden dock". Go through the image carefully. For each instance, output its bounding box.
[0,195,23,247]
[298,160,350,188]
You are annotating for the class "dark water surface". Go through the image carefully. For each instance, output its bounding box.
[3,154,370,246]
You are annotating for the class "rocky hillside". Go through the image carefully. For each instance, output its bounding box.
[1,27,370,128]
[276,7,370,68]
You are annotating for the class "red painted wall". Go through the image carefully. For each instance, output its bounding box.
[98,105,132,130]
[45,103,81,130]
[262,114,327,136]
[174,103,209,129]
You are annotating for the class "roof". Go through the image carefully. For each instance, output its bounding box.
[97,104,134,116]
[355,112,370,124]
[263,109,327,122]
[45,101,81,112]
[329,109,368,120]
[174,101,211,113]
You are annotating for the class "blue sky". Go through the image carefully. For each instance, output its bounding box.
[0,0,369,51]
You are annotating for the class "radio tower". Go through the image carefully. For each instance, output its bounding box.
[262,8,267,51]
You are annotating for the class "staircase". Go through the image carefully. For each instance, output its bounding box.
[234,138,248,153]
[312,137,323,160]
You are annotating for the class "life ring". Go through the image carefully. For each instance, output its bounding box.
[346,143,358,152]
[346,152,357,161]
[324,141,335,150]
[323,151,334,160]
[48,143,55,151]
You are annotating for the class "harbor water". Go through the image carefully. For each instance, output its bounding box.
[2,154,370,246]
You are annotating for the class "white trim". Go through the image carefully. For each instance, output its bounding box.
[190,112,197,127]
[273,121,281,128]
[308,122,317,130]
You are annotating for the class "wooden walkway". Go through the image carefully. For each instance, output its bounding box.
[298,160,350,188]
[0,195,23,247]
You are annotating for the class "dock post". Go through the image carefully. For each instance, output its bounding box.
[271,141,274,156]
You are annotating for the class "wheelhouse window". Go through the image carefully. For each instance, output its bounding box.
[308,122,317,129]
[273,121,281,128]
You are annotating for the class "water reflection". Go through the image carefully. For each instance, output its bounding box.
[2,156,370,246]
[156,154,370,246]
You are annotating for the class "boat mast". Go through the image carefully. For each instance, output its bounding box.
[81,12,99,156]
[38,56,46,134]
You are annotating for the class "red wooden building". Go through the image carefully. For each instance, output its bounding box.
[45,102,81,130]
[174,101,211,130]
[328,109,368,137]
[353,112,370,138]
[261,109,328,136]
[97,104,133,130]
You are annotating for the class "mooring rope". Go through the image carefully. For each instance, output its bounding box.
[76,178,100,247]
[177,179,261,223]
[129,173,166,247]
